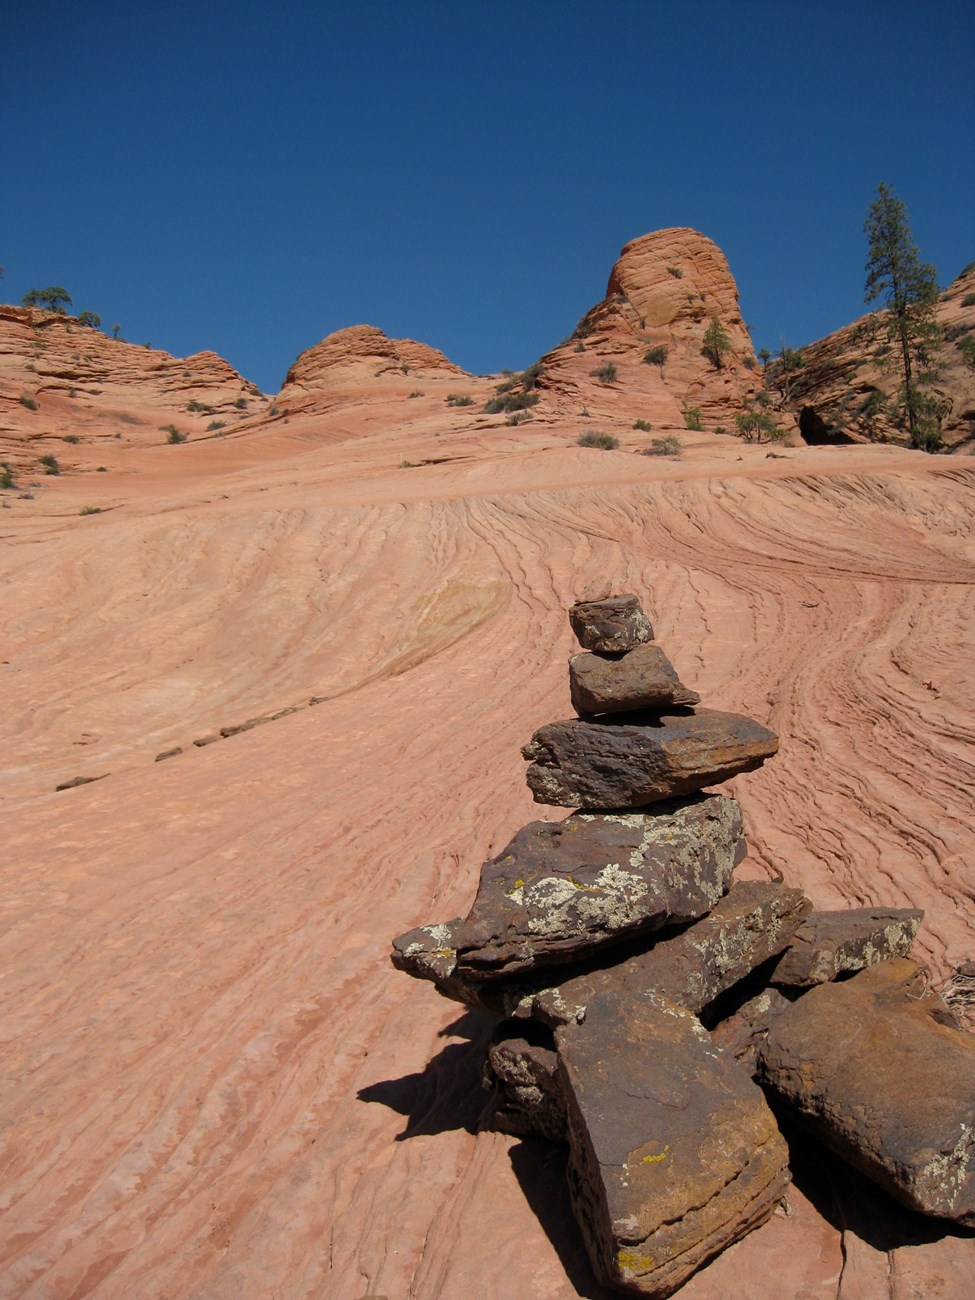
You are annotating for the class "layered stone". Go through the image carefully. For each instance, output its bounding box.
[568,594,653,652]
[391,795,744,991]
[523,708,778,809]
[569,644,700,717]
[759,959,975,1224]
[558,990,790,1296]
[522,880,809,1028]
[770,907,923,987]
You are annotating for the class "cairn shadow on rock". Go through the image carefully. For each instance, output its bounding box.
[508,1139,621,1300]
[357,1009,497,1140]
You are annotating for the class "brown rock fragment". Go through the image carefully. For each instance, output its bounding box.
[569,644,700,717]
[708,987,796,1075]
[483,1021,566,1142]
[522,709,778,809]
[759,959,975,1224]
[524,880,809,1027]
[770,906,923,986]
[558,990,790,1296]
[568,594,653,652]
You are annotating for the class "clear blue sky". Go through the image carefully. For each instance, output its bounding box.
[3,1,973,393]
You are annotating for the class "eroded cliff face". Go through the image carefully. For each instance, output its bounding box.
[0,306,265,470]
[531,228,769,435]
[779,263,975,451]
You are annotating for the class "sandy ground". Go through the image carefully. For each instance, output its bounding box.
[2,401,974,1297]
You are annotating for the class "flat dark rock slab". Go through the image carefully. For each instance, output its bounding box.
[569,644,700,717]
[523,708,779,809]
[760,958,975,1224]
[391,795,744,993]
[770,907,923,986]
[522,880,809,1027]
[569,594,653,652]
[558,990,790,1296]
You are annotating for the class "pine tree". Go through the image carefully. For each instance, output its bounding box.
[864,183,942,450]
[701,315,732,369]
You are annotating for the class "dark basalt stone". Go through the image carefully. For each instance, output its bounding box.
[569,644,700,717]
[522,708,779,809]
[568,594,653,652]
[770,907,923,987]
[759,959,975,1225]
[390,795,745,991]
[558,990,790,1297]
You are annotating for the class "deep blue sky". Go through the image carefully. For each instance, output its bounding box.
[3,2,973,393]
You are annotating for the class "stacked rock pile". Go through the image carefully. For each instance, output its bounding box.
[391,595,975,1298]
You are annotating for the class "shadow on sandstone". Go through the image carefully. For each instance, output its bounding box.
[357,1009,498,1140]
[508,1139,618,1300]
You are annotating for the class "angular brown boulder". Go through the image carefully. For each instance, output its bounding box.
[708,987,797,1075]
[391,795,745,989]
[569,594,653,652]
[759,959,975,1224]
[770,906,923,986]
[483,1021,566,1142]
[558,990,790,1297]
[569,644,701,717]
[523,880,809,1027]
[523,708,779,809]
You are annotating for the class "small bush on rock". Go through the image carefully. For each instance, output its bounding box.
[590,362,618,384]
[683,406,703,431]
[446,394,474,406]
[633,419,652,432]
[642,435,683,457]
[577,431,619,450]
[643,345,669,367]
[40,454,60,474]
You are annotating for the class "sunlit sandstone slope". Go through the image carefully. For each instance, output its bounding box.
[2,237,974,1299]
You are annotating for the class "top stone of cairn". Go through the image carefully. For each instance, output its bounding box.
[569,594,653,653]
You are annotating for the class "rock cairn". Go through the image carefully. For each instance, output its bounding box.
[391,594,975,1298]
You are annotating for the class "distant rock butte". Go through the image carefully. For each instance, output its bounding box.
[0,305,264,465]
[535,227,774,435]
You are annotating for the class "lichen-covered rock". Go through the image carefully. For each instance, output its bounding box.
[558,990,790,1297]
[759,958,975,1224]
[483,1021,566,1142]
[522,880,809,1028]
[568,595,653,652]
[522,709,778,809]
[770,907,923,987]
[569,644,700,717]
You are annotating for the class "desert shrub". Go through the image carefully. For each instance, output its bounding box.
[63,434,80,444]
[0,464,16,489]
[77,311,101,329]
[233,397,247,409]
[96,466,107,472]
[269,406,280,416]
[961,293,975,308]
[874,343,891,358]
[206,420,227,431]
[577,430,619,450]
[408,389,424,398]
[446,394,474,406]
[188,400,213,413]
[590,362,618,384]
[79,506,102,516]
[19,395,37,410]
[944,322,972,341]
[484,391,540,414]
[643,345,669,366]
[959,336,975,370]
[857,389,888,417]
[682,406,703,431]
[574,341,586,352]
[714,425,730,437]
[68,387,77,398]
[633,419,652,432]
[642,435,683,457]
[666,266,683,278]
[735,411,785,443]
[40,453,60,474]
[161,425,186,443]
[743,355,756,369]
[399,459,418,468]
[521,362,544,390]
[25,362,36,372]
[506,410,533,425]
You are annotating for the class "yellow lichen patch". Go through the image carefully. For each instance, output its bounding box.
[617,1246,654,1275]
[642,1143,670,1164]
